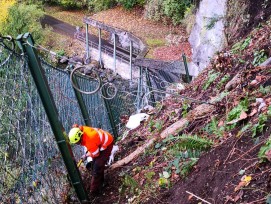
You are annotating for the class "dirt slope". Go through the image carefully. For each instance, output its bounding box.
[61,1,271,203]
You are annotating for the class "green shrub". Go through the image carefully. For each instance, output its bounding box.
[251,114,267,137]
[227,98,249,129]
[1,3,45,43]
[89,0,116,12]
[163,0,193,25]
[117,0,145,10]
[57,0,78,8]
[252,50,268,66]
[258,135,271,162]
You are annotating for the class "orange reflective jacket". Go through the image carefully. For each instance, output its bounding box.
[80,126,114,158]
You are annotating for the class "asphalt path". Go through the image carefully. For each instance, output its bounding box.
[41,15,136,62]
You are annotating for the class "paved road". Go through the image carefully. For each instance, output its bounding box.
[41,15,136,61]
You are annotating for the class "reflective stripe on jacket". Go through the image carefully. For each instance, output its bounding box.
[80,126,114,158]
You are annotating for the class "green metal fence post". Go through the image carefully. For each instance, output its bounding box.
[101,84,119,139]
[182,53,191,83]
[16,33,89,203]
[69,68,92,126]
[136,66,143,111]
[145,67,155,106]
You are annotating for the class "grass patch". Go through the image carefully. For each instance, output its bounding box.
[146,38,165,48]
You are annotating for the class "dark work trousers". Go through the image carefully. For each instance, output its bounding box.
[91,143,113,194]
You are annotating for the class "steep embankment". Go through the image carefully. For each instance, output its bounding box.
[73,1,271,203]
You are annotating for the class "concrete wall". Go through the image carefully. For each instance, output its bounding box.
[89,47,140,79]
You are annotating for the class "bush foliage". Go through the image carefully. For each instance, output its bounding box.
[145,0,194,25]
[163,0,193,25]
[89,0,116,12]
[116,0,145,10]
[1,3,46,43]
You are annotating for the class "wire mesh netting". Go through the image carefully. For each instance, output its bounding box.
[0,47,72,203]
[0,32,184,203]
[0,39,138,203]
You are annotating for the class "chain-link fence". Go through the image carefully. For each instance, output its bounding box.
[0,33,183,203]
[0,36,139,202]
[0,46,72,203]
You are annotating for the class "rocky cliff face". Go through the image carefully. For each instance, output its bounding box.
[189,0,271,76]
[189,0,227,75]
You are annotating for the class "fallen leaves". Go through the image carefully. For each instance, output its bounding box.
[234,175,252,192]
[153,42,192,61]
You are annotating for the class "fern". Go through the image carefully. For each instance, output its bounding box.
[203,71,220,90]
[204,117,224,138]
[178,149,201,159]
[180,158,198,176]
[231,37,251,53]
[122,174,139,194]
[251,114,267,137]
[177,134,214,151]
[227,98,249,122]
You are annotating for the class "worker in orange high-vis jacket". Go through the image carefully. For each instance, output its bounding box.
[68,124,114,196]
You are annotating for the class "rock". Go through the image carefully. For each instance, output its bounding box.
[109,32,121,46]
[83,67,93,75]
[69,56,83,65]
[59,56,69,64]
[118,32,130,49]
[225,72,241,91]
[84,57,91,65]
[108,76,114,82]
[90,60,99,69]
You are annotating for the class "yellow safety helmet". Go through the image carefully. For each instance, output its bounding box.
[68,127,83,144]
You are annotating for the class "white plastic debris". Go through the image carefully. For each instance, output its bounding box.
[256,98,266,112]
[107,145,119,166]
[176,83,185,90]
[126,113,150,129]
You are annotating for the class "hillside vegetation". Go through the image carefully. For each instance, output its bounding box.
[82,3,271,204]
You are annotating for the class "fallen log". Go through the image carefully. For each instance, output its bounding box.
[260,57,271,66]
[110,138,156,170]
[110,103,215,169]
[160,118,189,139]
[162,103,215,139]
